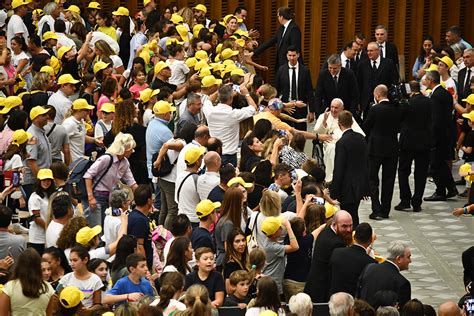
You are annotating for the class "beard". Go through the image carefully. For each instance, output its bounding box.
[337,229,353,245]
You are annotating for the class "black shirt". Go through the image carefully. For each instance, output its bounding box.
[207,186,225,203]
[191,227,215,252]
[185,271,225,301]
[151,78,177,91]
[464,130,474,162]
[284,234,314,282]
[223,294,251,306]
[223,261,245,280]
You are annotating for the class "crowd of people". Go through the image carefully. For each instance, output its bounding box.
[0,0,473,315]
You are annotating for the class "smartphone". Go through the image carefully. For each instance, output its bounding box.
[312,196,325,205]
[465,297,474,316]
[290,170,298,183]
[277,129,287,137]
[12,171,20,187]
[232,84,241,93]
[268,183,280,192]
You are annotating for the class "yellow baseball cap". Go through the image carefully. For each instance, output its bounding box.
[59,286,84,308]
[65,5,80,14]
[235,38,246,47]
[11,129,32,146]
[222,64,238,76]
[72,99,94,111]
[436,56,454,69]
[12,0,31,10]
[112,6,129,16]
[76,225,102,245]
[227,177,253,188]
[40,66,55,76]
[259,311,278,316]
[185,57,198,68]
[143,0,153,6]
[193,24,205,38]
[153,100,176,115]
[210,63,224,73]
[0,96,22,114]
[93,61,110,74]
[261,216,282,236]
[198,67,212,78]
[196,200,220,219]
[194,60,209,71]
[176,24,189,42]
[87,2,101,9]
[37,169,54,180]
[185,146,206,165]
[462,94,474,105]
[33,8,44,17]
[57,46,72,59]
[216,43,223,54]
[193,4,207,13]
[42,31,58,42]
[230,68,245,77]
[425,64,438,72]
[100,103,115,113]
[195,50,208,61]
[165,37,184,47]
[50,56,60,74]
[30,106,50,120]
[139,88,160,103]
[154,61,170,74]
[325,202,337,219]
[221,48,239,60]
[57,74,80,85]
[170,14,183,24]
[201,75,222,88]
[463,110,474,122]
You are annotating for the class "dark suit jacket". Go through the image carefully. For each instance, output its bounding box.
[275,63,315,116]
[457,67,473,100]
[383,42,400,71]
[331,129,369,204]
[399,94,432,152]
[314,67,359,115]
[304,226,347,302]
[430,85,455,156]
[254,20,303,71]
[329,244,378,296]
[363,100,402,157]
[358,261,411,308]
[357,58,399,111]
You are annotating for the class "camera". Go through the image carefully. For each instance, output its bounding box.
[388,82,411,107]
[278,129,287,137]
[464,296,474,316]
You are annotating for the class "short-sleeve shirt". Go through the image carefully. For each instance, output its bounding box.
[3,280,54,316]
[45,220,64,248]
[262,240,286,294]
[94,120,112,139]
[108,275,154,304]
[214,218,234,266]
[58,272,103,308]
[167,59,190,86]
[28,192,49,244]
[7,14,29,49]
[207,185,225,203]
[197,172,220,201]
[284,234,314,282]
[62,116,86,162]
[44,122,70,162]
[24,124,52,185]
[223,261,245,280]
[184,270,225,301]
[127,209,153,268]
[191,227,215,252]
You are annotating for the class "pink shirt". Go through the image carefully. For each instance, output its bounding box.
[129,83,149,100]
[83,154,136,192]
[0,126,13,155]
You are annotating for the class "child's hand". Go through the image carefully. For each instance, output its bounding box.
[237,303,247,309]
[127,292,144,302]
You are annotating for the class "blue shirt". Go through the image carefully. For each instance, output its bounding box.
[109,275,154,304]
[145,117,173,178]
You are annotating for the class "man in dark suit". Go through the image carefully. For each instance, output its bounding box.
[330,110,369,226]
[457,48,474,100]
[363,85,401,220]
[329,222,377,296]
[254,7,303,73]
[424,71,458,201]
[315,54,360,116]
[304,210,353,303]
[395,81,432,212]
[355,32,368,64]
[357,240,412,308]
[375,25,399,72]
[275,46,315,129]
[357,42,398,120]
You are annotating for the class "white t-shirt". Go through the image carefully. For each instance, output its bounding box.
[45,220,64,248]
[150,298,186,315]
[143,108,154,127]
[167,59,189,86]
[162,236,174,265]
[110,55,124,72]
[161,139,186,183]
[6,14,29,49]
[197,172,220,200]
[48,90,72,124]
[103,213,121,246]
[11,51,29,70]
[176,141,201,179]
[3,154,23,171]
[94,120,112,139]
[58,272,103,308]
[248,211,296,248]
[28,192,49,244]
[175,171,200,223]
[62,116,86,162]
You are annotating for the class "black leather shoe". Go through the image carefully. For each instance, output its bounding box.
[424,193,447,202]
[412,206,422,212]
[369,213,383,220]
[455,178,466,186]
[447,189,459,199]
[394,203,411,211]
[458,190,468,198]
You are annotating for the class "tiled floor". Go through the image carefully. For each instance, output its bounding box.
[358,162,474,308]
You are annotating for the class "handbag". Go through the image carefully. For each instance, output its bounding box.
[152,152,178,177]
[247,212,260,253]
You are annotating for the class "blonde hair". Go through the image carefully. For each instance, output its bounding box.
[177,7,194,28]
[106,132,136,156]
[258,84,277,101]
[259,190,281,216]
[175,284,212,316]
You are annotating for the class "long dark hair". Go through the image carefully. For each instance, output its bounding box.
[418,35,434,63]
[111,235,137,272]
[12,36,28,52]
[12,248,49,298]
[166,236,192,275]
[224,227,249,270]
[43,247,72,274]
[253,277,281,311]
[2,143,27,161]
[239,133,260,172]
[158,272,185,310]
[33,177,56,199]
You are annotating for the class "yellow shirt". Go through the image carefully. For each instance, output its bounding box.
[97,26,117,41]
[253,111,292,132]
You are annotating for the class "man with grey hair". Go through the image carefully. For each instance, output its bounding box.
[329,292,355,316]
[177,93,203,134]
[357,240,411,308]
[315,53,359,117]
[374,25,399,70]
[457,48,474,100]
[314,98,365,183]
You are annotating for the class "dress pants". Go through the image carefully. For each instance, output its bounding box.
[369,155,398,217]
[340,201,361,227]
[398,150,430,207]
[431,148,455,196]
[158,178,178,230]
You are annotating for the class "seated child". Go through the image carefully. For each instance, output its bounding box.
[223,270,251,308]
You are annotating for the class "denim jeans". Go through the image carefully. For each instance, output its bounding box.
[82,193,109,227]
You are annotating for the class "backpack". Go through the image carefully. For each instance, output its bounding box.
[67,154,114,200]
[151,151,178,177]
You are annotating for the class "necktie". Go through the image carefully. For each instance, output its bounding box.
[291,67,297,100]
[333,75,338,87]
[372,60,377,71]
[345,59,350,69]
[465,68,472,95]
[379,44,384,58]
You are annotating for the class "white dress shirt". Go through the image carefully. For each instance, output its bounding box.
[288,62,299,100]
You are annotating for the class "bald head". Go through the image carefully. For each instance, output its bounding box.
[334,210,352,224]
[329,292,354,316]
[438,301,461,316]
[195,125,210,146]
[203,151,221,172]
[367,42,380,61]
[374,84,388,103]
